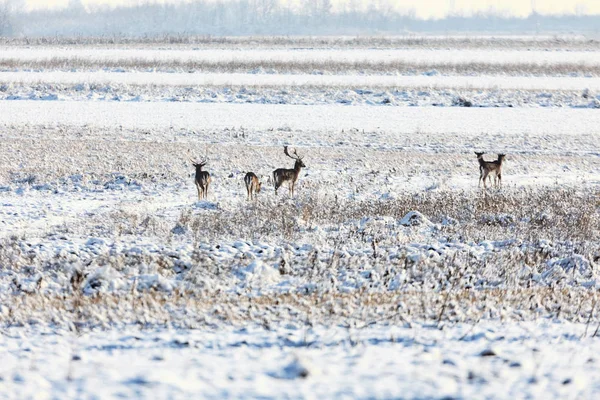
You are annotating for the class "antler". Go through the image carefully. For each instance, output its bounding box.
[283,145,294,159]
[191,157,208,167]
[284,145,301,160]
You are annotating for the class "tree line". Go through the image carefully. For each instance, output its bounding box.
[1,0,600,37]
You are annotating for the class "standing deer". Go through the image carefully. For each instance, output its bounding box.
[475,152,505,189]
[490,154,506,187]
[273,146,306,197]
[244,172,262,200]
[191,158,211,200]
[475,152,492,188]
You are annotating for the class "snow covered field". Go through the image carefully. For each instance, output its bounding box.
[0,38,599,398]
[2,322,599,398]
[3,71,600,92]
[3,47,600,67]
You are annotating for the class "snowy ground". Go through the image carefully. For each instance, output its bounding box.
[0,38,599,398]
[1,321,599,398]
[4,70,600,90]
[3,47,600,65]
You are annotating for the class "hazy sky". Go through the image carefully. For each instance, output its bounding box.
[22,0,600,19]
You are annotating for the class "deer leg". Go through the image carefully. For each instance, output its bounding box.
[196,183,202,200]
[482,171,489,190]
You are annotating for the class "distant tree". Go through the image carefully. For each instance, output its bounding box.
[0,0,24,36]
[303,0,332,28]
[237,0,251,28]
[255,0,277,23]
[7,0,600,38]
[66,0,86,18]
[0,2,11,36]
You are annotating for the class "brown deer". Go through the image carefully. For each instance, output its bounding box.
[475,152,505,189]
[191,158,211,200]
[490,154,506,187]
[273,146,306,197]
[244,172,262,200]
[475,152,492,188]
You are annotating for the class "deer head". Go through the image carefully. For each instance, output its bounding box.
[191,158,208,169]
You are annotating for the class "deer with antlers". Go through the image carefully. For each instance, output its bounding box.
[475,152,505,189]
[244,172,262,200]
[191,158,211,200]
[273,146,306,197]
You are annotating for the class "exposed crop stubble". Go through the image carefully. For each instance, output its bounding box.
[0,186,598,329]
[2,35,600,50]
[0,57,598,77]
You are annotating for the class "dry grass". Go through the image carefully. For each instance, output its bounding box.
[1,35,599,50]
[0,125,598,188]
[163,187,600,242]
[1,286,599,329]
[1,57,598,77]
[2,187,598,279]
[0,123,598,330]
[0,183,598,329]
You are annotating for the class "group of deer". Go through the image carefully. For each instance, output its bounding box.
[192,147,502,200]
[191,146,306,201]
[475,152,506,189]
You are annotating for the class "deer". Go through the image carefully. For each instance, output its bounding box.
[273,146,306,197]
[191,158,211,200]
[475,152,492,188]
[244,172,262,200]
[490,154,506,188]
[475,152,505,189]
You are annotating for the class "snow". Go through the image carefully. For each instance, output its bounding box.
[3,70,600,91]
[2,47,600,66]
[0,39,599,399]
[2,100,600,135]
[0,321,598,398]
